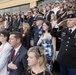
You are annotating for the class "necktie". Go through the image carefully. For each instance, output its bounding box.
[11,50,15,61]
[69,29,72,33]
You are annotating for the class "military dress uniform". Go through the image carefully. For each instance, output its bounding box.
[56,13,76,75]
[33,17,44,46]
[57,27,76,68]
[34,26,43,46]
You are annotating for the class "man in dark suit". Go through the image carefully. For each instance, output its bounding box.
[8,32,27,75]
[57,14,76,75]
[27,11,34,27]
[46,5,54,21]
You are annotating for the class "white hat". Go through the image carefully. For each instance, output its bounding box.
[55,0,60,4]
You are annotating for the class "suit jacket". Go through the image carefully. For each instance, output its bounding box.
[56,9,66,19]
[46,11,54,21]
[8,45,28,75]
[57,28,76,68]
[27,16,34,27]
[56,9,66,23]
[0,42,12,75]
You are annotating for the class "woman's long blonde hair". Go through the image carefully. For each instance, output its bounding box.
[27,46,47,69]
[23,22,30,33]
[27,46,52,75]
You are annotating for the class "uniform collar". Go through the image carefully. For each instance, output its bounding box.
[38,25,42,29]
[69,26,76,33]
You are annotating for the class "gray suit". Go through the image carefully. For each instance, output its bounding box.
[8,45,28,75]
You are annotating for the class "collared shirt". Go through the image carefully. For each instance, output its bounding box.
[38,25,42,29]
[52,6,60,14]
[14,44,22,55]
[69,26,76,33]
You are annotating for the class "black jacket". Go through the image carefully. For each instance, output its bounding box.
[22,31,31,49]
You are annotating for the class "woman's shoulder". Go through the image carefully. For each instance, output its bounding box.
[4,42,12,48]
[2,42,12,51]
[45,71,52,75]
[24,69,31,75]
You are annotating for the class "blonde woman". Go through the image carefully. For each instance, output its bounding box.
[25,46,52,75]
[50,13,58,29]
[22,22,31,49]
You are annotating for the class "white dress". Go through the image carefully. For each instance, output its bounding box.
[0,42,12,75]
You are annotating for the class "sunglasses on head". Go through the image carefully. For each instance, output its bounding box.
[35,46,42,56]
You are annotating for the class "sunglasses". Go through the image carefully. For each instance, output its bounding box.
[34,46,42,56]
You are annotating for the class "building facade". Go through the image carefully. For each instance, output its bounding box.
[0,0,38,14]
[0,0,63,14]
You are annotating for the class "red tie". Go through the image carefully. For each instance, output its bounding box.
[12,50,15,61]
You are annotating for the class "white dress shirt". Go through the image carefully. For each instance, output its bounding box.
[69,26,76,33]
[14,44,22,55]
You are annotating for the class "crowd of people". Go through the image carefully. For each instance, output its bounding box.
[0,0,76,75]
